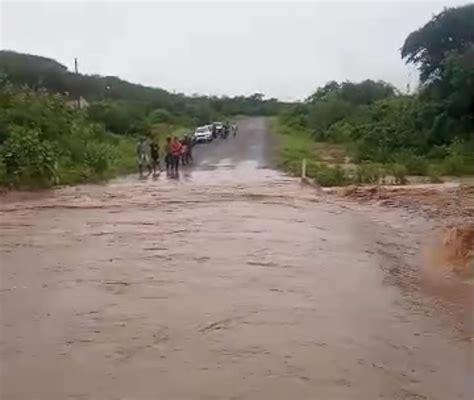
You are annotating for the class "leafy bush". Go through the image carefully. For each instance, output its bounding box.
[1,126,57,187]
[148,108,175,124]
[392,151,429,175]
[307,99,353,136]
[272,118,351,186]
[439,153,474,175]
[312,164,350,187]
[323,121,354,143]
[356,163,386,184]
[427,166,443,183]
[389,163,408,185]
[438,138,474,175]
[426,145,449,159]
[0,85,136,187]
[84,142,113,174]
[87,101,150,135]
[279,104,308,129]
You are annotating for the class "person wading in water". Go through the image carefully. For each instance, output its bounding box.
[170,136,182,175]
[165,137,173,173]
[150,140,160,176]
[136,137,151,177]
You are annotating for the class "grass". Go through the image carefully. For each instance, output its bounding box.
[270,118,352,186]
[271,118,474,187]
[59,124,190,186]
[54,136,137,186]
[313,142,349,165]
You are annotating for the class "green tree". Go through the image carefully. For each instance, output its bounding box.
[0,84,136,187]
[401,4,474,83]
[148,108,175,124]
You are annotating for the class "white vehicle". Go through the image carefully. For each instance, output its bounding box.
[213,122,224,135]
[193,125,213,143]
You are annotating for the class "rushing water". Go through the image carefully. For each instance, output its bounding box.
[1,118,472,399]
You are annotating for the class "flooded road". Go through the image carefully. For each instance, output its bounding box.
[1,118,472,399]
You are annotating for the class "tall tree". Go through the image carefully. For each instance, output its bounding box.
[401,4,474,83]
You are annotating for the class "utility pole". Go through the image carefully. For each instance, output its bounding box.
[74,57,81,109]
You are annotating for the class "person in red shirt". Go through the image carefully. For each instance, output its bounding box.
[170,136,182,173]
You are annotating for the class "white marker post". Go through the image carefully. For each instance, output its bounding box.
[301,158,307,180]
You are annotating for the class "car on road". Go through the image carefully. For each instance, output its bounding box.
[213,122,224,137]
[193,125,213,143]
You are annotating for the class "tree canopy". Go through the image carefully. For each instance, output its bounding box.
[401,4,474,83]
[306,80,396,105]
[278,3,473,180]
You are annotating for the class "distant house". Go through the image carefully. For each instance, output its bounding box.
[66,96,89,109]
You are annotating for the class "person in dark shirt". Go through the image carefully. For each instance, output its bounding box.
[184,134,193,164]
[150,141,160,175]
[165,137,172,172]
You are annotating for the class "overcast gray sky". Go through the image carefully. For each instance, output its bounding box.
[0,1,470,100]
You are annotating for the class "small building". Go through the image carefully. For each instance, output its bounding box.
[66,97,89,110]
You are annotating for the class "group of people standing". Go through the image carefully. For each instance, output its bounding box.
[136,135,193,177]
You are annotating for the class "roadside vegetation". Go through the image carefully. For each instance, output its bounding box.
[1,4,472,189]
[273,4,474,186]
[0,52,283,188]
[0,84,137,187]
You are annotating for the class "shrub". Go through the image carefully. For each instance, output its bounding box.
[0,126,57,187]
[356,162,386,184]
[306,162,350,187]
[393,151,429,175]
[84,142,113,175]
[440,153,474,175]
[427,166,443,183]
[0,159,6,184]
[148,108,175,124]
[389,163,408,185]
[87,101,149,135]
[0,85,137,187]
[426,145,449,160]
[314,165,350,187]
[324,121,354,143]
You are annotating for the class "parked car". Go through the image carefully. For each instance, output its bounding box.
[213,122,224,137]
[193,125,213,143]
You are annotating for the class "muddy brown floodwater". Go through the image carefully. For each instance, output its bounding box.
[0,118,473,399]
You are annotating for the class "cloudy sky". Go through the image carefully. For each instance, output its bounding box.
[0,1,469,100]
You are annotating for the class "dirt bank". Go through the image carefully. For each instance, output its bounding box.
[328,183,474,220]
[326,183,474,277]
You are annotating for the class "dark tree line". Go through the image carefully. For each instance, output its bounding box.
[0,50,282,134]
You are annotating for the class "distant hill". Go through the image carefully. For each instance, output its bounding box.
[0,50,177,108]
[0,50,282,120]
[0,50,68,75]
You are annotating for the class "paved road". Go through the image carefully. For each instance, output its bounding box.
[192,117,275,169]
[0,117,472,399]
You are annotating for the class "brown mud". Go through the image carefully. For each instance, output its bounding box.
[329,183,474,219]
[1,118,473,399]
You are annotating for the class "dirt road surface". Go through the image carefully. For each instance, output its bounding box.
[1,118,472,399]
